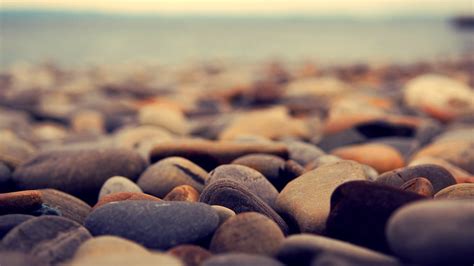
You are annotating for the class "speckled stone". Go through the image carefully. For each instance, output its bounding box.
[202,253,284,266]
[12,148,147,204]
[210,212,284,256]
[276,234,399,266]
[168,245,213,266]
[164,185,200,202]
[1,216,92,265]
[93,192,161,209]
[98,176,143,199]
[325,180,424,253]
[276,161,368,233]
[376,164,456,193]
[199,179,289,234]
[387,200,474,265]
[149,139,288,171]
[207,164,278,207]
[434,183,474,200]
[138,157,208,198]
[85,201,219,249]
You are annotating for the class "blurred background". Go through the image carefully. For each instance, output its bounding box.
[1,0,473,69]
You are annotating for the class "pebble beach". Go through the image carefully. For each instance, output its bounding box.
[0,57,474,265]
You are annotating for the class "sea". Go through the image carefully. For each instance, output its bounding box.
[0,11,473,69]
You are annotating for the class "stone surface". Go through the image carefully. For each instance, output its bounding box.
[232,154,303,191]
[200,179,289,234]
[139,103,189,135]
[39,189,91,224]
[164,185,200,202]
[0,190,43,215]
[276,234,399,266]
[12,148,147,203]
[210,212,285,256]
[280,140,325,166]
[72,235,149,258]
[0,214,34,239]
[434,183,474,200]
[276,161,368,233]
[113,125,173,150]
[325,180,424,252]
[1,216,92,265]
[70,251,183,266]
[409,156,474,183]
[331,143,405,173]
[138,157,208,198]
[376,164,456,193]
[0,251,41,266]
[149,139,288,171]
[168,245,213,266]
[399,177,434,197]
[0,162,12,192]
[202,253,284,266]
[211,205,236,225]
[0,131,36,169]
[85,201,219,249]
[98,176,142,199]
[387,200,474,265]
[93,192,161,209]
[207,164,279,207]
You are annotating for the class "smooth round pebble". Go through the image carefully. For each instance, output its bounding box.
[0,190,43,215]
[168,245,213,266]
[98,176,142,199]
[164,185,200,202]
[40,189,91,224]
[434,183,474,200]
[399,177,434,197]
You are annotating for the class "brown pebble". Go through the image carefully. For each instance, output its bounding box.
[0,190,42,215]
[93,192,161,210]
[168,245,212,266]
[164,185,200,202]
[400,177,434,197]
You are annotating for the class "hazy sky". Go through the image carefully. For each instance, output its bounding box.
[1,0,472,16]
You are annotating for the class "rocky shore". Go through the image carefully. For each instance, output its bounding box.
[0,58,473,265]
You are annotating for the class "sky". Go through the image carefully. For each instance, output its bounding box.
[1,0,472,16]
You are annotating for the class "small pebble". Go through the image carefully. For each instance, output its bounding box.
[98,176,143,199]
[164,185,200,202]
[168,244,213,266]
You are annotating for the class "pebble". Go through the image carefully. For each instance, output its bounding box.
[199,179,289,234]
[12,148,147,203]
[70,251,183,266]
[387,200,474,265]
[304,154,341,170]
[71,235,149,258]
[325,180,424,252]
[311,252,399,266]
[0,214,34,238]
[0,190,43,215]
[231,154,304,191]
[280,140,325,166]
[113,125,173,150]
[276,161,368,233]
[276,234,399,266]
[207,164,279,207]
[210,212,285,256]
[211,205,236,225]
[139,103,189,135]
[149,139,288,171]
[168,245,213,266]
[93,192,161,209]
[409,156,474,183]
[434,183,474,200]
[164,185,200,202]
[85,201,219,249]
[137,157,208,198]
[1,216,91,265]
[0,251,41,266]
[399,177,434,197]
[376,164,456,193]
[330,143,405,173]
[98,176,143,199]
[202,253,284,266]
[39,189,92,224]
[70,110,105,134]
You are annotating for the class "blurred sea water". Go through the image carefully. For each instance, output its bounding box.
[0,11,473,69]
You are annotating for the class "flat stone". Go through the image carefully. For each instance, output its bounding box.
[276,161,368,233]
[168,245,213,266]
[325,180,424,252]
[376,164,456,193]
[85,201,219,249]
[0,190,43,215]
[0,214,34,239]
[1,216,92,265]
[387,200,474,265]
[93,192,161,209]
[12,148,147,204]
[434,183,474,200]
[207,164,278,207]
[331,143,405,173]
[98,176,143,199]
[276,234,399,266]
[202,253,284,266]
[399,177,434,197]
[149,139,288,171]
[210,212,285,256]
[39,189,91,224]
[232,154,303,191]
[199,179,289,234]
[164,185,200,202]
[211,205,236,225]
[138,157,208,198]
